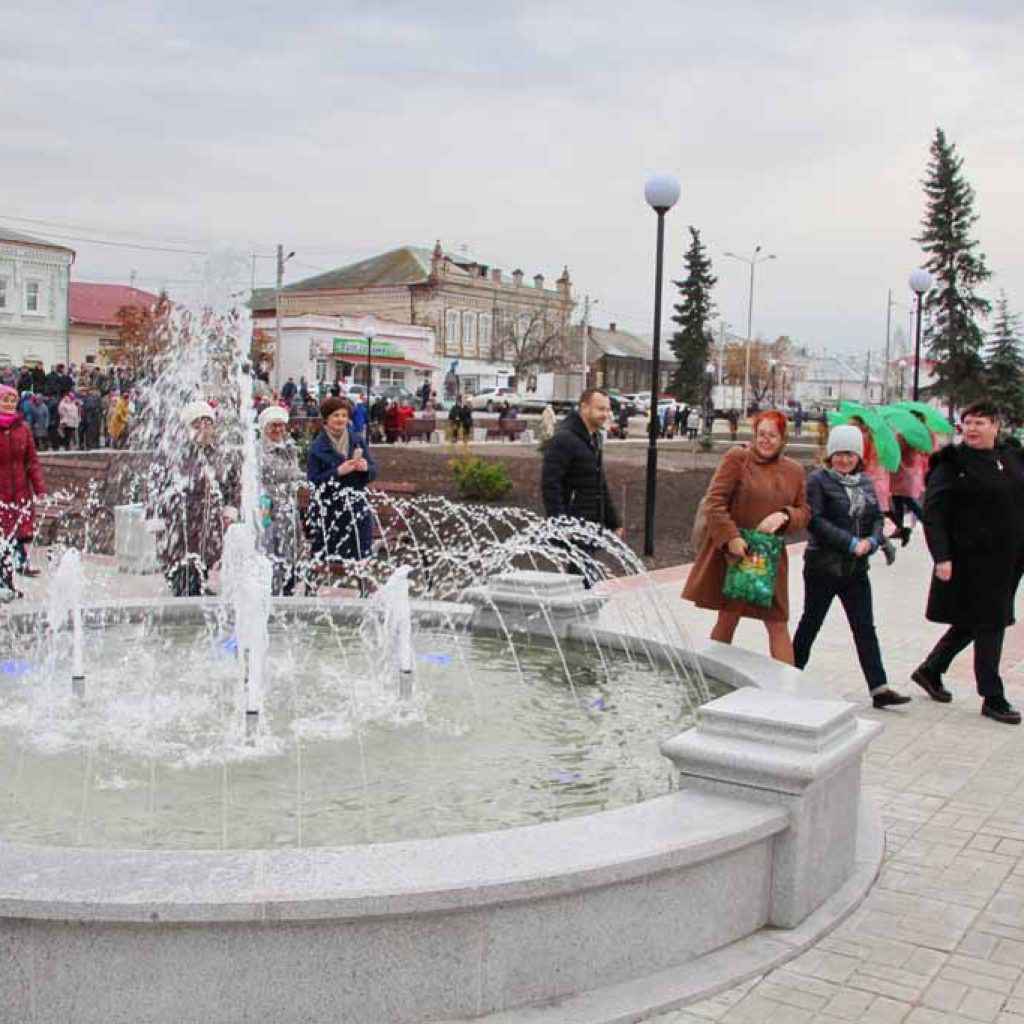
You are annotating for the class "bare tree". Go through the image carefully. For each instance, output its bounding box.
[495,306,571,381]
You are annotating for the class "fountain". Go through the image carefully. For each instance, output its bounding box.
[0,303,885,1023]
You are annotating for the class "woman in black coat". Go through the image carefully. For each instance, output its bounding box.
[306,396,377,567]
[793,425,910,708]
[913,401,1024,724]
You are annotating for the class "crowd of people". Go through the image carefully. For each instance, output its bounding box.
[543,390,1024,727]
[1,358,1020,729]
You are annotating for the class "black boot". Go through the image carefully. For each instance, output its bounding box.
[982,697,1022,725]
[872,688,912,709]
[911,666,953,703]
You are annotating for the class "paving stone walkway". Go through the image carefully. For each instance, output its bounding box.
[631,535,1024,1024]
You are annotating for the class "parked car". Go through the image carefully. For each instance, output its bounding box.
[377,385,417,405]
[467,387,520,412]
[622,392,650,412]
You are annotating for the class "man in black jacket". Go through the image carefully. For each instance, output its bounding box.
[541,389,623,557]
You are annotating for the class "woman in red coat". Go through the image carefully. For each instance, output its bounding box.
[0,384,46,595]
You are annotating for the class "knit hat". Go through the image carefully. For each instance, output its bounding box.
[319,396,351,421]
[0,385,17,402]
[182,400,216,426]
[827,424,864,459]
[258,404,289,431]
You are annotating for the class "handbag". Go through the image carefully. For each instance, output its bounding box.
[722,528,783,607]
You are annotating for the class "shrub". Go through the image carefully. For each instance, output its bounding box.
[450,455,513,502]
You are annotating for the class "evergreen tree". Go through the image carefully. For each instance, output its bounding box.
[914,127,991,413]
[669,227,716,405]
[985,292,1024,424]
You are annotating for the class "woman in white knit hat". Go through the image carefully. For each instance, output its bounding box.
[257,404,304,595]
[792,424,911,708]
[147,400,240,597]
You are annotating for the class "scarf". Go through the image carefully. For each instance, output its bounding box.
[825,467,866,519]
[0,413,17,428]
[326,427,351,460]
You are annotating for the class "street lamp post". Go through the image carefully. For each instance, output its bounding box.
[769,358,777,406]
[909,268,933,401]
[898,359,907,399]
[642,174,681,558]
[361,314,378,440]
[705,361,715,432]
[723,247,776,421]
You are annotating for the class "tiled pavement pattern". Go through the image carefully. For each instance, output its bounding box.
[613,537,1024,1024]
[12,535,1024,1024]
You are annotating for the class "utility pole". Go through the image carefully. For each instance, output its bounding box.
[129,268,137,291]
[274,245,294,385]
[863,349,871,403]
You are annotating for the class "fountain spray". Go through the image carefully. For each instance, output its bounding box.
[48,548,86,698]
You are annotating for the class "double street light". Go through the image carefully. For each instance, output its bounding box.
[723,247,776,418]
[642,174,681,558]
[908,268,933,401]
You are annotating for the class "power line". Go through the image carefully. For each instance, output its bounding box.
[10,230,209,256]
[0,212,218,251]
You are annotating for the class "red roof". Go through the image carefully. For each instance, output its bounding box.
[69,282,159,328]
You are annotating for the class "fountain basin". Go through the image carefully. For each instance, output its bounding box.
[0,595,884,1023]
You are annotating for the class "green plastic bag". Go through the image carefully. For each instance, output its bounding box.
[722,529,782,608]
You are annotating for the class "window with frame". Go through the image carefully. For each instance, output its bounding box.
[478,313,492,357]
[0,277,7,310]
[379,368,406,387]
[445,310,460,342]
[24,281,40,313]
[462,311,477,355]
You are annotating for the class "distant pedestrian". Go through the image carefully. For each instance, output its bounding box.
[0,385,46,595]
[616,403,630,440]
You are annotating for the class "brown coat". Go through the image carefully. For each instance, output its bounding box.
[682,445,811,622]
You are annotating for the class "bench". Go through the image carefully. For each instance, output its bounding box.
[35,452,121,550]
[401,417,436,442]
[485,419,528,442]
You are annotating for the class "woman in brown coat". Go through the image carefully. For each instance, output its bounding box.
[683,410,810,663]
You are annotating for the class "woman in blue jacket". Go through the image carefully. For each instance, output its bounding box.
[306,396,377,569]
[793,424,910,709]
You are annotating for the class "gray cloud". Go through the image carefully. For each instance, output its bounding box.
[4,1,1022,350]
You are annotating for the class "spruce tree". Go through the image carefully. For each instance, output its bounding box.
[914,127,991,413]
[669,227,716,405]
[986,292,1024,424]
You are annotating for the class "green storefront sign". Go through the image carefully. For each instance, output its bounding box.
[332,337,404,358]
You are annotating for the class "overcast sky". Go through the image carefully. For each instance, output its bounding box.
[4,1,1021,356]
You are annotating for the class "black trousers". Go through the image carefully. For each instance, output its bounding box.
[922,625,1005,699]
[794,569,889,693]
[889,496,924,528]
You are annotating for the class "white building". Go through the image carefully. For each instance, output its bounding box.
[0,226,75,368]
[272,314,439,396]
[792,354,884,408]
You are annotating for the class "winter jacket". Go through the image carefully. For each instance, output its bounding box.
[148,441,241,580]
[541,410,620,530]
[803,468,885,578]
[306,428,377,561]
[0,418,45,539]
[681,445,810,622]
[923,442,1024,628]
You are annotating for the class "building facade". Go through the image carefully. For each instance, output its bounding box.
[68,282,158,367]
[568,322,678,396]
[0,226,75,368]
[272,314,438,396]
[792,354,884,408]
[254,242,575,394]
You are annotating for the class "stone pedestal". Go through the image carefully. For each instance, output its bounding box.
[660,688,882,928]
[463,570,607,639]
[114,503,159,574]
